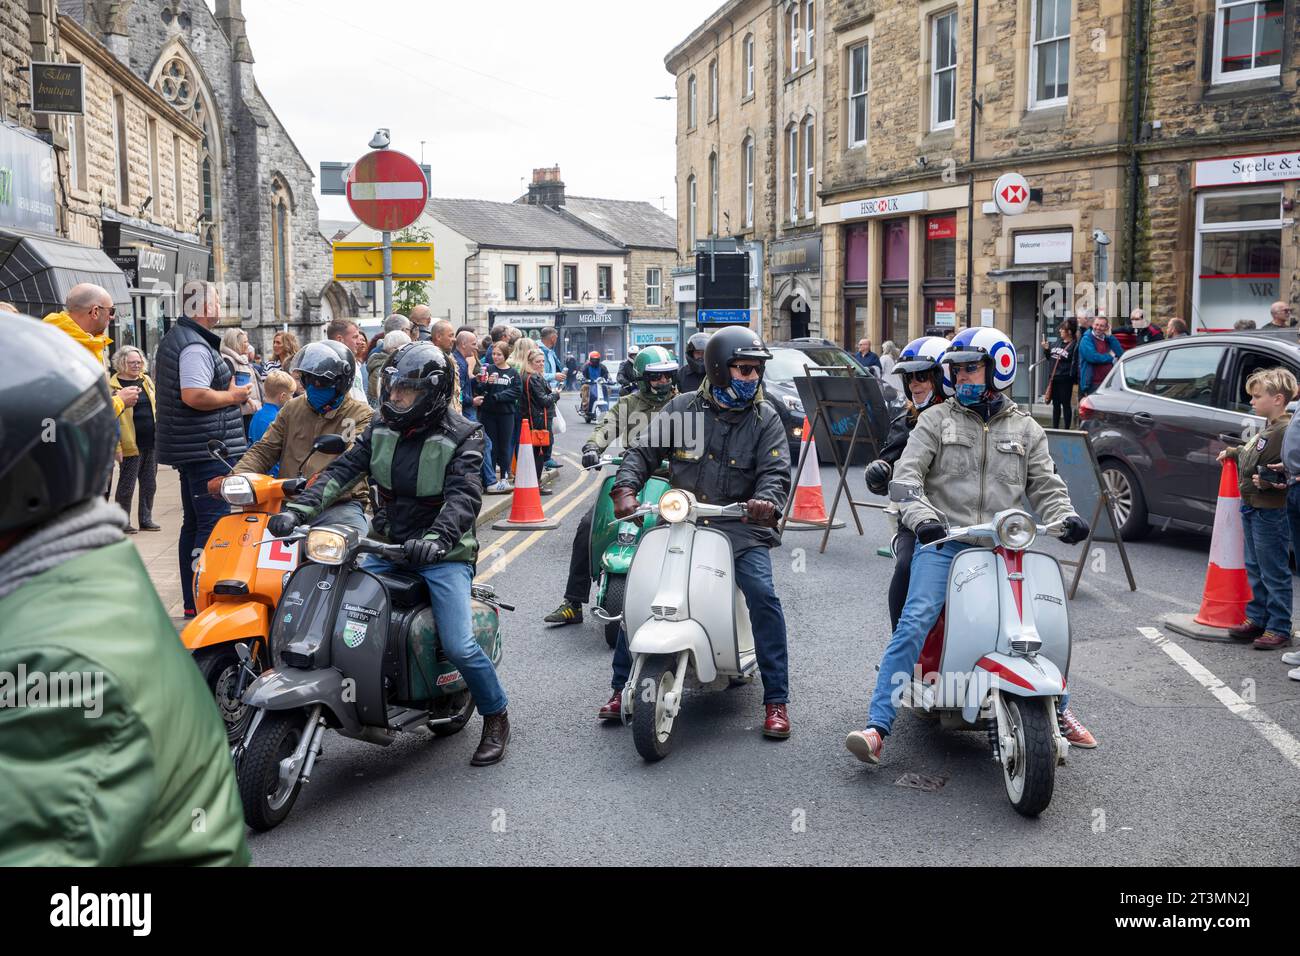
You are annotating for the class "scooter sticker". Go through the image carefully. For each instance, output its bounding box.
[257,538,299,572]
[1034,592,1063,606]
[343,619,368,649]
[436,670,462,687]
[954,562,989,592]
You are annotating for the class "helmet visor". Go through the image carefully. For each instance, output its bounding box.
[942,348,988,366]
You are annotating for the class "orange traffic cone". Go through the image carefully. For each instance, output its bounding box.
[785,417,844,530]
[492,421,559,530]
[1193,458,1253,627]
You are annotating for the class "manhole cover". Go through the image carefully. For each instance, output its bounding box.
[893,772,948,792]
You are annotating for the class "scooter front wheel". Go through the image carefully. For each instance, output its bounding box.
[1002,696,1056,817]
[238,709,309,831]
[194,644,260,744]
[632,654,678,762]
[601,574,626,649]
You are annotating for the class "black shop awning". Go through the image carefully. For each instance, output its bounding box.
[0,227,131,319]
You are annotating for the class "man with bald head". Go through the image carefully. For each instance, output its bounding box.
[154,281,250,616]
[44,283,138,415]
[430,318,462,413]
[452,328,498,490]
[409,304,433,341]
[1270,301,1294,328]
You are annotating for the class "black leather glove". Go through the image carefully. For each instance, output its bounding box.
[865,459,893,497]
[403,537,446,566]
[743,498,779,527]
[1059,514,1090,545]
[267,511,301,538]
[581,447,600,468]
[915,520,947,546]
[611,486,640,520]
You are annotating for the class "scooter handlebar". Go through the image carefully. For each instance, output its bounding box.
[923,517,1067,549]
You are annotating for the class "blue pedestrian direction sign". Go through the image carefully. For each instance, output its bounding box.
[698,309,750,325]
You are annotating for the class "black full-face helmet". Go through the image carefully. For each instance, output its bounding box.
[296,340,356,408]
[380,342,452,432]
[0,317,118,535]
[685,331,711,372]
[702,325,773,390]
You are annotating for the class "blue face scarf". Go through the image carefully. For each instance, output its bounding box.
[955,382,987,407]
[712,378,760,408]
[306,384,338,413]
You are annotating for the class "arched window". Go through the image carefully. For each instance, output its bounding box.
[687,74,697,128]
[708,152,719,236]
[742,136,754,229]
[270,177,294,321]
[787,124,799,222]
[743,35,755,97]
[153,49,222,281]
[802,115,815,218]
[687,174,697,252]
[708,59,718,119]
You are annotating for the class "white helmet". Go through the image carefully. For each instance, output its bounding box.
[940,327,1017,396]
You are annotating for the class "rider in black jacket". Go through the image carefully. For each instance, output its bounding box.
[603,326,795,739]
[270,343,512,766]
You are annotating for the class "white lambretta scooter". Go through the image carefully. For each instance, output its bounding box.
[889,482,1073,817]
[618,488,759,761]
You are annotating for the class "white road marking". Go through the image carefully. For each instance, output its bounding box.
[348,181,424,200]
[1138,626,1300,771]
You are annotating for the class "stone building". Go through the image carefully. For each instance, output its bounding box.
[61,0,354,352]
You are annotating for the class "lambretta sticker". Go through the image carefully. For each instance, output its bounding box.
[1034,593,1064,606]
[343,603,378,617]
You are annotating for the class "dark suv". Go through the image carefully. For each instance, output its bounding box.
[1080,328,1300,539]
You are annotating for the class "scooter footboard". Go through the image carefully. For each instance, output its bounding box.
[628,619,716,684]
[962,652,1065,724]
[243,667,361,735]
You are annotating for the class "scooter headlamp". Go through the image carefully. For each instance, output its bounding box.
[220,475,256,505]
[305,529,348,565]
[995,511,1037,550]
[658,489,692,524]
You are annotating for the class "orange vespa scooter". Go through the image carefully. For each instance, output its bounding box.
[185,439,308,742]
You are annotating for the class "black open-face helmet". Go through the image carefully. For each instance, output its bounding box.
[703,325,772,391]
[0,317,118,535]
[685,331,711,370]
[296,340,356,407]
[380,342,452,432]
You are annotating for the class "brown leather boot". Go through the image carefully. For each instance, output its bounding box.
[470,710,510,766]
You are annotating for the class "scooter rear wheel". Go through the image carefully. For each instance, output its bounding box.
[1002,696,1056,817]
[601,574,626,649]
[238,710,308,831]
[632,654,677,762]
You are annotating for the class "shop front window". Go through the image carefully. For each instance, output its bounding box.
[881,218,910,345]
[924,213,957,332]
[1193,188,1282,333]
[845,226,869,283]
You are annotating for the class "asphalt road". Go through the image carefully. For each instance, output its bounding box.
[249,394,1300,866]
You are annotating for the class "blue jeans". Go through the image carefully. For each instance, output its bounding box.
[1241,504,1292,634]
[462,407,497,488]
[865,540,1071,735]
[177,460,231,613]
[315,501,370,537]
[611,546,789,704]
[358,556,508,715]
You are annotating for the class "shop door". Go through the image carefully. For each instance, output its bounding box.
[844,295,868,351]
[1009,281,1041,405]
[882,297,909,350]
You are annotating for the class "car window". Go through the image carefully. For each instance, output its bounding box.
[765,347,866,383]
[1227,349,1300,413]
[1121,352,1161,393]
[1146,345,1226,408]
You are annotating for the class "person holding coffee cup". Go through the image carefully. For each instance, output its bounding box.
[221,328,263,437]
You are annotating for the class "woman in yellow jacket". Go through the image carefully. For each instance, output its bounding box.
[109,346,160,534]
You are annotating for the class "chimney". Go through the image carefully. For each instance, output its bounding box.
[525,166,565,207]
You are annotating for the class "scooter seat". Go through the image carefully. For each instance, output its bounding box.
[374,571,427,608]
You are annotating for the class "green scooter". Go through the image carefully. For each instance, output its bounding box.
[588,455,670,648]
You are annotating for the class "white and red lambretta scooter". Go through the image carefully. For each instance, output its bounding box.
[889,483,1073,817]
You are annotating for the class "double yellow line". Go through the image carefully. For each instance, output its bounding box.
[476,454,602,582]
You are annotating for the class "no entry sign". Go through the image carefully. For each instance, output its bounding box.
[346,149,428,232]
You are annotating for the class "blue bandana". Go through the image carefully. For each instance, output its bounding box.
[711,379,759,408]
[955,383,986,407]
[306,384,339,413]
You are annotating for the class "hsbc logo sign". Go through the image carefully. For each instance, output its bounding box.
[1000,183,1027,205]
[838,190,929,221]
[992,172,1031,215]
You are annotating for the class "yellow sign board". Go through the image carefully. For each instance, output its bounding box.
[332,242,435,281]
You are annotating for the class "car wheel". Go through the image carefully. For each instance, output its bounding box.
[1099,459,1150,540]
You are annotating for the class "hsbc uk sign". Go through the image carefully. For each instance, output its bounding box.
[838,190,929,221]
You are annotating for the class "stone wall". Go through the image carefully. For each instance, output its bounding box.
[626,247,677,319]
[1,0,32,127]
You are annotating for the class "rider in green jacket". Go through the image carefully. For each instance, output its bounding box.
[0,318,249,866]
[544,346,679,626]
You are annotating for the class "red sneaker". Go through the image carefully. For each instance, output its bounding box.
[1058,706,1097,748]
[762,703,791,739]
[597,691,622,721]
[845,728,883,764]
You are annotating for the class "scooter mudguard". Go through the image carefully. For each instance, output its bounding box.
[962,652,1065,724]
[181,600,269,652]
[627,618,715,683]
[243,666,361,735]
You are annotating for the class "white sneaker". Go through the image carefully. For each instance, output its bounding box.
[1289,665,1300,682]
[1282,650,1300,666]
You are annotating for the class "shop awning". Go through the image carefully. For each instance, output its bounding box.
[0,227,131,319]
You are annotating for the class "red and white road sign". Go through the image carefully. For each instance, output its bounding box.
[346,149,428,232]
[993,172,1031,216]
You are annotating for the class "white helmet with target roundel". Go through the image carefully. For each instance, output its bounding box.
[941,327,1017,395]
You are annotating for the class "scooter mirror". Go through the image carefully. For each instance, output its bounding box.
[888,479,924,504]
[313,434,347,456]
[207,438,230,461]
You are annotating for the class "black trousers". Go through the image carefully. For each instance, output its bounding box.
[564,507,595,604]
[1049,378,1075,430]
[888,527,917,632]
[481,412,516,478]
[115,447,158,525]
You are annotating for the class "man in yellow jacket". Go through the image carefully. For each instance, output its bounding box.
[43,283,139,417]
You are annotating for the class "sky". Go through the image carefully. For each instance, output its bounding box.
[242,0,722,224]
